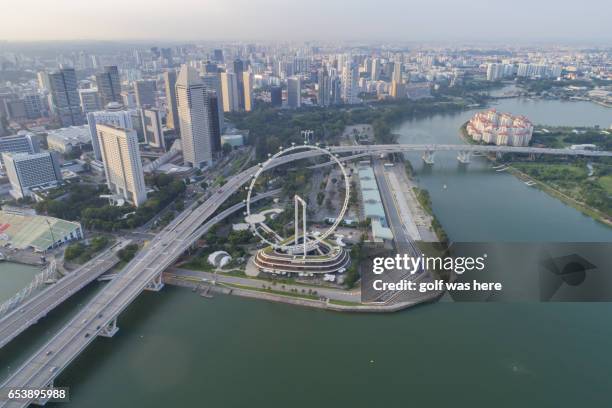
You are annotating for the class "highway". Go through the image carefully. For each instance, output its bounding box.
[331,144,612,158]
[0,160,289,407]
[1,142,608,406]
[0,240,131,349]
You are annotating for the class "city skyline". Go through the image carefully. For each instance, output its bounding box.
[2,0,612,43]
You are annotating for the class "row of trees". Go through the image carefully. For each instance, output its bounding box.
[36,174,186,232]
[64,236,111,264]
[228,98,468,160]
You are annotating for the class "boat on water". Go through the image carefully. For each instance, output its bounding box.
[495,167,507,172]
[525,181,536,186]
[492,164,506,169]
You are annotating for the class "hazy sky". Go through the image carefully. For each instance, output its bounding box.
[2,0,612,42]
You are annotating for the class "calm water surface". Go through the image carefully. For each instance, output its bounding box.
[2,97,612,408]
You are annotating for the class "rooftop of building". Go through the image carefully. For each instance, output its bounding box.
[0,210,81,252]
[47,125,92,144]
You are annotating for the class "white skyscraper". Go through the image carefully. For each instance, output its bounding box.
[341,62,359,104]
[87,103,136,160]
[176,64,219,168]
[140,108,165,150]
[97,124,147,207]
[371,58,381,81]
[287,76,301,108]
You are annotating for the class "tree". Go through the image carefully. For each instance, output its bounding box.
[64,243,85,261]
[90,236,109,252]
[118,244,139,263]
[222,143,233,155]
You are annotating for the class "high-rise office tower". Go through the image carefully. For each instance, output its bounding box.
[49,67,83,126]
[5,100,27,121]
[87,104,135,161]
[330,76,342,105]
[287,76,301,108]
[96,66,122,107]
[37,71,51,91]
[220,72,239,112]
[242,72,253,112]
[201,73,225,131]
[3,151,62,199]
[79,89,101,113]
[97,124,147,207]
[317,68,330,106]
[203,61,219,74]
[207,92,222,154]
[371,58,381,81]
[161,48,172,64]
[134,80,157,108]
[341,62,359,104]
[213,49,224,63]
[120,91,137,109]
[176,65,220,168]
[270,86,282,107]
[23,94,46,119]
[140,108,165,150]
[362,58,372,75]
[233,59,245,110]
[163,71,180,133]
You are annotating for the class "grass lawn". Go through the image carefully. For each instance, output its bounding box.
[599,175,612,195]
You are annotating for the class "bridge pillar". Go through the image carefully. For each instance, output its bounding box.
[496,152,503,161]
[99,318,119,338]
[144,273,164,292]
[457,151,471,164]
[422,150,435,165]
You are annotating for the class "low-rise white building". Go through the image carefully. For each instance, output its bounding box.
[46,125,92,154]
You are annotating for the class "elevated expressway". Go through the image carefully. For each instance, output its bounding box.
[1,144,610,407]
[331,144,612,164]
[0,240,131,350]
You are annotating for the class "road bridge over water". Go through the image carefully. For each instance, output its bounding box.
[1,144,610,406]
